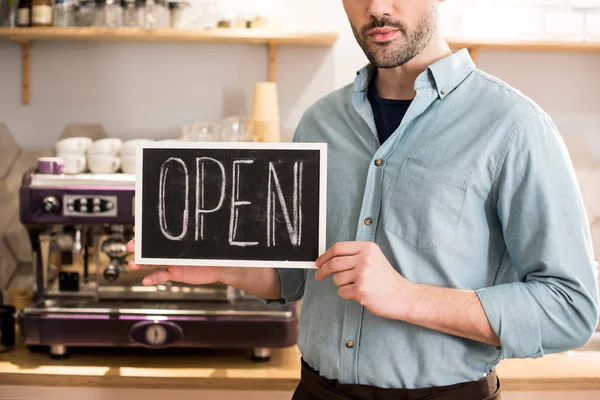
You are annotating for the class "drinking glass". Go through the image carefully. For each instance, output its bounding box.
[220,116,253,142]
[181,122,222,142]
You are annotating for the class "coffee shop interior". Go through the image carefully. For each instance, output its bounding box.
[0,0,600,398]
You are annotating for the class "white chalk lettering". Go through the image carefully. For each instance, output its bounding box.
[229,160,259,247]
[195,157,226,241]
[267,161,303,247]
[158,157,189,241]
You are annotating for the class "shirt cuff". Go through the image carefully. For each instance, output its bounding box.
[262,268,305,305]
[476,282,544,359]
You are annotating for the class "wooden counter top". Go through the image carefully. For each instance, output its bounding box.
[496,351,600,391]
[0,345,302,391]
[1,345,599,391]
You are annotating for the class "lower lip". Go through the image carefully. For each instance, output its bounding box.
[370,30,399,43]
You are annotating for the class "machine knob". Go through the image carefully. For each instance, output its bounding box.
[103,264,119,282]
[42,196,60,213]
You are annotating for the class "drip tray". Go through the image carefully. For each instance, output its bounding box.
[18,297,298,351]
[96,284,233,301]
[24,297,293,319]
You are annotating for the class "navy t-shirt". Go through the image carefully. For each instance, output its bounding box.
[367,80,413,145]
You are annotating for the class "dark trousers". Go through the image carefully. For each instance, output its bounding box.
[292,359,501,400]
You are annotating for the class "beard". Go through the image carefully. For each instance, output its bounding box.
[351,4,438,69]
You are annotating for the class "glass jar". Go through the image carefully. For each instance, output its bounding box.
[134,0,144,26]
[122,0,136,26]
[53,0,76,27]
[31,0,53,26]
[143,0,167,29]
[168,0,188,29]
[95,0,122,27]
[76,0,95,26]
[155,0,168,28]
[123,0,144,27]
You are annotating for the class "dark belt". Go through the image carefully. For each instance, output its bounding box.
[292,359,501,400]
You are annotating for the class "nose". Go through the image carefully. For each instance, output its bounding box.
[368,0,394,19]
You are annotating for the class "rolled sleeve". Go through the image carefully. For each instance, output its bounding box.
[480,112,599,359]
[265,268,307,304]
[477,283,543,358]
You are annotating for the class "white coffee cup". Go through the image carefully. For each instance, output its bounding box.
[122,139,154,156]
[57,154,87,174]
[88,154,121,174]
[88,138,123,156]
[55,137,93,155]
[121,155,137,174]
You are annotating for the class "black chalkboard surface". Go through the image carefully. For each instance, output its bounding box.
[134,142,327,269]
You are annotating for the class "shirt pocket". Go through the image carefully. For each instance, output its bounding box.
[384,157,472,250]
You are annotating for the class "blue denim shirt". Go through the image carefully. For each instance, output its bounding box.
[276,49,599,389]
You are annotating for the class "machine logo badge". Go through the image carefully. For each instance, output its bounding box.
[145,324,167,346]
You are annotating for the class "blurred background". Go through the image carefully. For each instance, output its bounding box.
[0,0,597,146]
[0,0,599,295]
[0,2,599,399]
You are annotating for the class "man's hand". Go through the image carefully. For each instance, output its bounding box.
[126,240,226,286]
[315,241,412,320]
[125,237,282,300]
[316,241,501,346]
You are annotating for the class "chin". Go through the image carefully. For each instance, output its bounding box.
[367,51,400,69]
[372,61,403,69]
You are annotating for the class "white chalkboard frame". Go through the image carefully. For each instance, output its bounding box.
[134,141,327,269]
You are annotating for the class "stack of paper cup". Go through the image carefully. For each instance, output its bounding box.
[54,137,92,174]
[120,139,154,174]
[8,288,33,311]
[250,82,281,142]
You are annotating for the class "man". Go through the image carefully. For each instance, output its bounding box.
[128,1,599,399]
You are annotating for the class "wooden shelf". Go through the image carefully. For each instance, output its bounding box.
[0,27,338,105]
[446,37,600,63]
[447,37,600,53]
[3,28,598,105]
[0,27,339,45]
[3,29,598,50]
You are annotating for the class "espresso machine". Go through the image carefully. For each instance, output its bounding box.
[18,169,297,360]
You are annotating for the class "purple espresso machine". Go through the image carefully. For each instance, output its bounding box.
[18,168,297,360]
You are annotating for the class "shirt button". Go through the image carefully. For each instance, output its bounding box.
[364,218,373,226]
[374,159,383,167]
[440,89,446,95]
[345,340,355,349]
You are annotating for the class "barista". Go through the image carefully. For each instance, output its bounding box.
[128,1,599,399]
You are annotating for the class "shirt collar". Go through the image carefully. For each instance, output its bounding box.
[353,48,476,100]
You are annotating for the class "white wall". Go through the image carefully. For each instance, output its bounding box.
[0,0,599,150]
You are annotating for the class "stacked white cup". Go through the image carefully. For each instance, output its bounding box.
[120,139,154,174]
[54,137,93,174]
[87,138,123,174]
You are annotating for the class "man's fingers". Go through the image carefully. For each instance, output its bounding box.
[142,270,171,286]
[338,285,355,301]
[316,255,357,280]
[128,259,152,271]
[332,270,356,287]
[316,242,362,268]
[166,266,188,283]
[126,240,135,252]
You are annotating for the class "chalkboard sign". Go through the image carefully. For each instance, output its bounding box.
[134,142,327,269]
